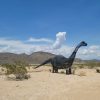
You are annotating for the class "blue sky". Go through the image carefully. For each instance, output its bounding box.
[0,0,100,59]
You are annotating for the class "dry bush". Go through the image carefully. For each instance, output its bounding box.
[72,69,76,75]
[60,70,65,74]
[78,64,84,69]
[85,62,100,69]
[78,71,86,76]
[96,68,100,73]
[49,69,52,72]
[2,61,30,80]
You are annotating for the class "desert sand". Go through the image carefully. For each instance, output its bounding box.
[0,66,100,100]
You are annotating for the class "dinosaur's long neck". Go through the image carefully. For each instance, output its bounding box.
[69,44,81,61]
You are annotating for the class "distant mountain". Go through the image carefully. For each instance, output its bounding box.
[0,51,55,64]
[0,51,99,64]
[84,59,100,63]
[29,51,55,64]
[0,52,29,64]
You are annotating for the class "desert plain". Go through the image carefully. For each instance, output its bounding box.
[0,66,100,100]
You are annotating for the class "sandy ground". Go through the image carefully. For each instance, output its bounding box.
[0,66,100,100]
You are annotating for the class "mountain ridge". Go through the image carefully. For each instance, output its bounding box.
[0,51,99,64]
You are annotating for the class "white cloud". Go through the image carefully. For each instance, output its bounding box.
[28,37,53,43]
[0,33,100,60]
[53,32,66,49]
[0,38,35,54]
[0,32,67,54]
[77,45,100,59]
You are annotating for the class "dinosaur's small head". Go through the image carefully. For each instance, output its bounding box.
[80,41,87,46]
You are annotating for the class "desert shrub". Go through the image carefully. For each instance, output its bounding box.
[72,68,76,75]
[96,62,100,67]
[2,61,30,80]
[88,64,95,69]
[96,68,100,73]
[49,69,52,72]
[85,62,100,69]
[60,70,65,74]
[78,64,84,69]
[78,71,86,76]
[1,68,5,71]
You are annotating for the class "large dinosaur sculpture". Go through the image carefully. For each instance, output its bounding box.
[34,41,87,74]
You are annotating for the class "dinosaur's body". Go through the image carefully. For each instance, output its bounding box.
[34,41,87,74]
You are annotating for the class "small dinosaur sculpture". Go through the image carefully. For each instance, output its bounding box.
[34,41,87,74]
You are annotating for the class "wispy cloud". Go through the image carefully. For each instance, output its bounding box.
[28,37,53,43]
[80,45,100,55]
[0,38,34,54]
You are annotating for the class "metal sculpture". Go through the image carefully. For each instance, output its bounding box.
[34,41,87,74]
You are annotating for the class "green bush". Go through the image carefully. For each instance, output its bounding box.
[78,64,84,69]
[2,61,30,80]
[85,62,100,69]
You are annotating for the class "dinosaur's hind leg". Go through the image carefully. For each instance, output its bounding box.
[52,66,58,73]
[66,69,69,74]
[66,67,72,75]
[55,68,58,73]
[69,68,72,74]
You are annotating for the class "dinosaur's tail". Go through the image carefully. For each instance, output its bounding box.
[34,58,52,69]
